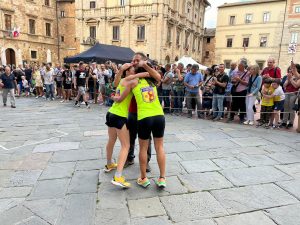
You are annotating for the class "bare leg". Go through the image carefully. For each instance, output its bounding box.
[106,127,117,163]
[139,139,149,179]
[115,125,130,173]
[153,137,166,178]
[274,110,280,126]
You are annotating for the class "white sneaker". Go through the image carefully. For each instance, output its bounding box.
[243,120,250,125]
[249,121,254,125]
[35,96,39,99]
[60,100,65,103]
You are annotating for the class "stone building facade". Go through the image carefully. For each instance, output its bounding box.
[0,0,79,66]
[215,0,300,72]
[202,28,215,66]
[215,0,286,69]
[57,0,80,62]
[75,0,210,64]
[278,0,300,71]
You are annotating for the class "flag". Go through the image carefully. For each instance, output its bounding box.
[12,27,20,38]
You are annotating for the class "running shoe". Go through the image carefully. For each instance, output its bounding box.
[111,176,131,188]
[137,177,151,188]
[249,121,254,126]
[243,120,250,125]
[156,177,166,188]
[104,163,117,173]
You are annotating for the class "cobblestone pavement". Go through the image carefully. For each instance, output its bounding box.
[0,97,300,225]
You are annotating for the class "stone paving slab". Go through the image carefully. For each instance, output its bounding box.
[28,178,70,200]
[0,186,32,199]
[39,162,76,180]
[0,198,25,213]
[212,157,248,169]
[131,216,172,225]
[180,159,220,173]
[179,172,233,192]
[18,153,52,170]
[221,166,292,186]
[160,192,228,222]
[275,163,300,179]
[95,207,130,225]
[33,142,80,153]
[67,170,99,194]
[211,183,299,214]
[266,204,300,225]
[8,170,42,187]
[237,154,279,166]
[57,193,96,225]
[174,219,217,225]
[23,198,64,225]
[128,197,166,218]
[0,205,34,225]
[276,179,300,200]
[215,211,277,225]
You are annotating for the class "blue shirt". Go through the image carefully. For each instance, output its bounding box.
[184,72,203,93]
[248,75,262,96]
[0,73,16,89]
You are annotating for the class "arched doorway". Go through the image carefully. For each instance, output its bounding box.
[5,48,16,65]
[175,56,179,62]
[165,55,170,64]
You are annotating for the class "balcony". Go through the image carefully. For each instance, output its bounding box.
[130,4,152,15]
[106,6,125,17]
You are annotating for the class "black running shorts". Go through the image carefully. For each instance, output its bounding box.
[137,115,165,140]
[105,112,128,130]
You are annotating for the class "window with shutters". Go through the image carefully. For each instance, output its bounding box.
[90,26,96,39]
[29,19,35,34]
[4,14,12,30]
[45,23,51,37]
[137,25,145,40]
[113,26,120,40]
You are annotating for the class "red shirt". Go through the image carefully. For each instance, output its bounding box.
[261,67,281,79]
[285,79,299,93]
[129,96,137,113]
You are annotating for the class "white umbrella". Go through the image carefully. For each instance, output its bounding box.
[1,47,6,66]
[176,56,207,70]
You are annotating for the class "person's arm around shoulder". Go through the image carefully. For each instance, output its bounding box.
[113,63,132,88]
[113,79,138,103]
[140,61,161,82]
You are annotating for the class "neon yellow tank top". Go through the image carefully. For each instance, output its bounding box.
[109,79,133,118]
[262,86,274,107]
[132,78,164,120]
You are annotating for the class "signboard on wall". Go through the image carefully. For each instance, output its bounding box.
[288,44,297,54]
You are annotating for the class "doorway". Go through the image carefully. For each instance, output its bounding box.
[5,48,16,65]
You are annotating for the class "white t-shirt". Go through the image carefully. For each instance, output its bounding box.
[273,86,285,101]
[99,69,109,85]
[43,70,54,85]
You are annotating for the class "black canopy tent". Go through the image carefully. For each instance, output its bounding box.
[64,43,135,64]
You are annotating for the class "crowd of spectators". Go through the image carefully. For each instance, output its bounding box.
[1,56,299,130]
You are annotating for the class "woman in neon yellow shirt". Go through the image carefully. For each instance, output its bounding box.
[104,63,150,188]
[114,62,167,188]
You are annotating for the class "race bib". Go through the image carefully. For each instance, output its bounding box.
[141,86,155,103]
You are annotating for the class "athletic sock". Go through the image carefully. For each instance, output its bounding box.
[107,159,112,165]
[115,171,122,178]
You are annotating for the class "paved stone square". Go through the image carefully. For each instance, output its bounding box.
[0,97,300,225]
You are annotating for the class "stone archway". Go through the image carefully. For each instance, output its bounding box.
[5,48,16,65]
[165,55,170,64]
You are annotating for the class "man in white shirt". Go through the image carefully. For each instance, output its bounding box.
[99,64,110,105]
